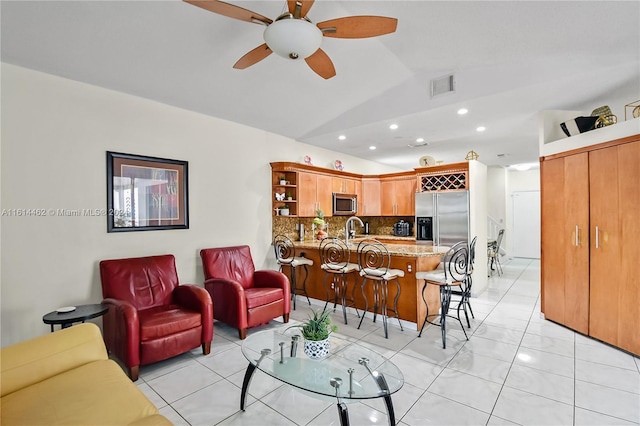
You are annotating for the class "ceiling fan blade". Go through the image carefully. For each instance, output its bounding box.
[233,44,273,69]
[287,0,315,19]
[184,0,272,25]
[305,49,336,79]
[317,16,398,38]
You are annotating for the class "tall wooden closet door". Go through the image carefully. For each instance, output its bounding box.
[541,153,590,333]
[589,146,620,345]
[589,141,640,354]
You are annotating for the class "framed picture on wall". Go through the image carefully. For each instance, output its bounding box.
[106,151,189,232]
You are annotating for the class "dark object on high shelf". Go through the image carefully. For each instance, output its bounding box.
[560,116,599,137]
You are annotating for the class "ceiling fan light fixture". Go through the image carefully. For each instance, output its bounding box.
[263,17,323,60]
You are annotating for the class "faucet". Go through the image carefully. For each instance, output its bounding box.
[345,216,364,245]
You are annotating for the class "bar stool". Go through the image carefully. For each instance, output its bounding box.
[487,229,505,276]
[451,236,477,328]
[319,237,359,324]
[356,239,404,338]
[273,234,312,310]
[416,241,470,349]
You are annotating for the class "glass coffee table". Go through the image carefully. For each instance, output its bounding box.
[240,324,404,426]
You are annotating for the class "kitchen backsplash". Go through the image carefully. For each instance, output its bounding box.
[272,216,414,242]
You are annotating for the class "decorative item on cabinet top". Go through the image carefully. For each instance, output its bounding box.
[591,105,617,128]
[419,155,436,167]
[465,150,479,160]
[624,100,640,121]
[304,155,313,165]
[334,160,344,171]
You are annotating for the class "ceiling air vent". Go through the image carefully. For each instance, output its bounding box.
[430,74,455,97]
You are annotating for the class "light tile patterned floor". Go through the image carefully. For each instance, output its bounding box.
[136,258,640,425]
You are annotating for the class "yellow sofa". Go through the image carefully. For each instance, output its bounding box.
[1,323,172,425]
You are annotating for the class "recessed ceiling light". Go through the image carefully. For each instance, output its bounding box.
[389,124,398,130]
[457,108,468,115]
[416,137,424,143]
[476,126,486,132]
[338,135,346,140]
[369,146,376,150]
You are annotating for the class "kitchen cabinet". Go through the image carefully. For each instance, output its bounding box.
[332,177,359,194]
[541,136,640,355]
[297,171,333,217]
[540,153,590,334]
[361,178,381,216]
[271,170,298,216]
[381,177,416,216]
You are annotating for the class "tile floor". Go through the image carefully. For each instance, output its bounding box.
[136,258,640,425]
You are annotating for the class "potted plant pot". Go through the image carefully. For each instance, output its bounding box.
[280,208,290,216]
[304,338,330,359]
[287,308,337,360]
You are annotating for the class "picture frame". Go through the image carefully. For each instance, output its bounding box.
[106,151,189,232]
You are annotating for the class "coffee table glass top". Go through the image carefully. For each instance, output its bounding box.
[241,325,404,400]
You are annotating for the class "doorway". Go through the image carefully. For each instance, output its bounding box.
[512,191,540,258]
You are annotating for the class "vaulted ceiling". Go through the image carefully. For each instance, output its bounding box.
[2,1,639,169]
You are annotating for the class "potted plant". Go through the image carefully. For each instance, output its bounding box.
[286,192,293,201]
[313,209,327,240]
[289,308,337,359]
[279,176,287,185]
[280,204,290,216]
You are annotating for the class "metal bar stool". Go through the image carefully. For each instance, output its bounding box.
[416,241,469,349]
[451,236,476,328]
[356,239,404,338]
[319,237,360,324]
[274,234,312,310]
[487,229,505,276]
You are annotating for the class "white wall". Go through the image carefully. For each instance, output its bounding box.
[0,64,402,346]
[468,161,488,295]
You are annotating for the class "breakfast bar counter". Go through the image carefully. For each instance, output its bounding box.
[283,237,447,331]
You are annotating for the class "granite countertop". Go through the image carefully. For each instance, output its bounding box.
[293,235,447,258]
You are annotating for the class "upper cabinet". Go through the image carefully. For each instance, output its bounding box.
[332,176,359,194]
[416,162,468,192]
[380,175,416,216]
[298,172,333,217]
[271,170,298,216]
[361,178,381,216]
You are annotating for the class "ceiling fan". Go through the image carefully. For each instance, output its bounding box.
[184,0,398,79]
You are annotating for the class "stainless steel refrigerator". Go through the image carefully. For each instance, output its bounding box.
[415,191,469,246]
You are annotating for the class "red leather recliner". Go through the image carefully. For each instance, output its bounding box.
[200,245,290,339]
[99,254,213,381]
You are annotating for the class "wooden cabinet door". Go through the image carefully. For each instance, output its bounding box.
[298,172,333,217]
[380,180,396,216]
[297,172,318,217]
[589,141,640,354]
[317,174,333,217]
[616,140,640,354]
[362,179,381,216]
[541,153,590,334]
[395,178,416,216]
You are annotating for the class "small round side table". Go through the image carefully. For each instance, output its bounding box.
[42,303,108,332]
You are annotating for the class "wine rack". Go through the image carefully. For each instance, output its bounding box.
[419,172,467,192]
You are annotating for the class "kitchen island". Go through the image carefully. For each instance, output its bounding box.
[284,236,447,331]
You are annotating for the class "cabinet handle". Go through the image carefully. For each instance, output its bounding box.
[575,226,579,246]
[595,226,599,249]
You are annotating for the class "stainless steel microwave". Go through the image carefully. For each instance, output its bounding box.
[332,193,357,216]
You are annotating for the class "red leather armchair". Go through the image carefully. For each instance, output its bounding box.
[99,254,213,381]
[200,245,290,339]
